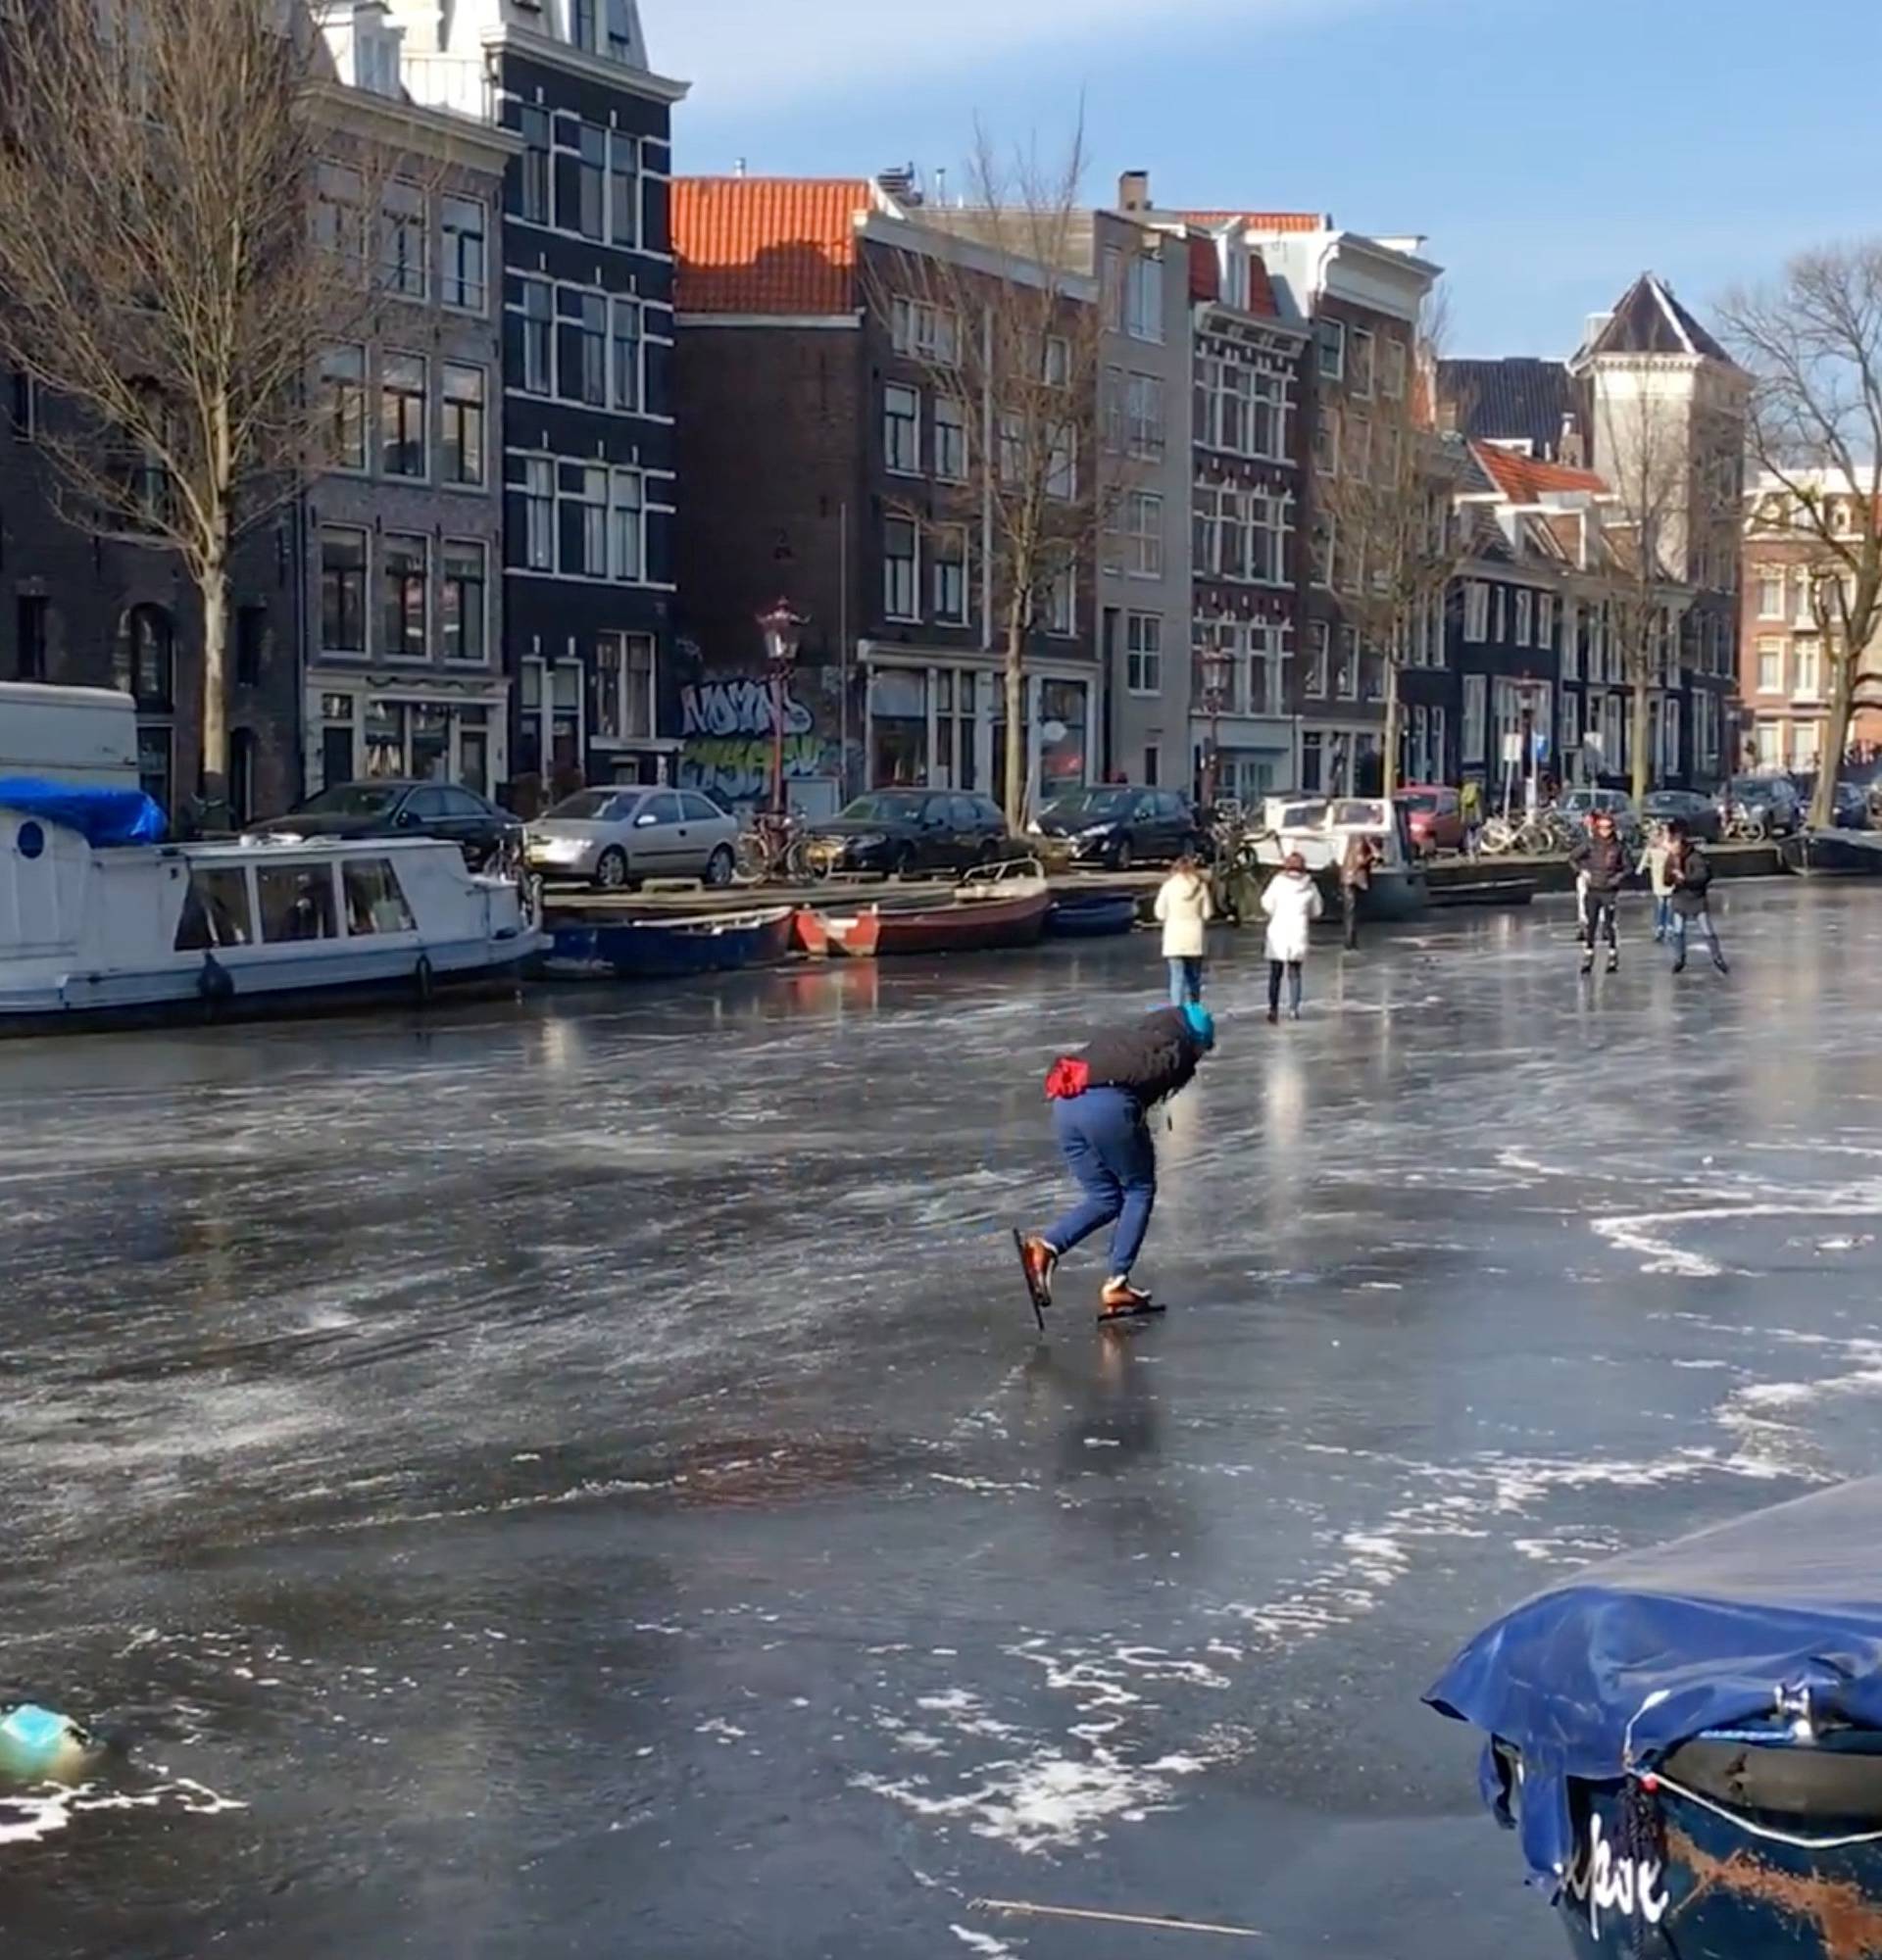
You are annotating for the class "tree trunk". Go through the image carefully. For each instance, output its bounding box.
[1002,604,1027,831]
[1630,675,1651,808]
[1381,650,1402,799]
[198,550,230,833]
[1814,654,1856,831]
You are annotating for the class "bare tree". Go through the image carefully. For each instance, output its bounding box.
[0,0,390,821]
[1720,244,1882,829]
[866,128,1126,826]
[1316,305,1468,798]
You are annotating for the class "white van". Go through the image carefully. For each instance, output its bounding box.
[0,683,140,789]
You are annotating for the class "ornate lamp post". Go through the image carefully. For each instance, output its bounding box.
[1200,644,1231,810]
[756,598,807,819]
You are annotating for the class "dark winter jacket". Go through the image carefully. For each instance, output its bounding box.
[1669,842,1713,916]
[1053,1008,1204,1112]
[1571,832,1630,895]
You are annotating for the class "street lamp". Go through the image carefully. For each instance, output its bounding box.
[1200,644,1231,811]
[756,598,808,819]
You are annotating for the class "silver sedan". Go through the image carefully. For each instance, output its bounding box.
[523,788,741,890]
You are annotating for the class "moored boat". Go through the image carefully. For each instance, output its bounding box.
[541,904,795,980]
[1782,828,1882,876]
[1046,890,1141,938]
[1253,794,1428,923]
[826,860,1051,958]
[1427,1476,1882,1958]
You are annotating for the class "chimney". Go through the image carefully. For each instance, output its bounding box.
[1118,170,1150,213]
[1559,413,1584,468]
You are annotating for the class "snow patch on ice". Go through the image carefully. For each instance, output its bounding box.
[950,1928,1017,1957]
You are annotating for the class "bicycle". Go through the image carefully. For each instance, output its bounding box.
[733,810,827,885]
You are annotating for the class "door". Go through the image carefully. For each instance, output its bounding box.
[1156,789,1190,855]
[631,791,686,872]
[949,796,991,865]
[680,793,730,874]
[919,793,961,869]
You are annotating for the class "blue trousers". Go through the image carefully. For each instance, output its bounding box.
[1043,1087,1157,1279]
[1652,894,1673,940]
[1670,908,1724,965]
[1166,956,1204,1006]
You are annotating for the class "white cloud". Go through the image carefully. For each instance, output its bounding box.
[654,0,1385,115]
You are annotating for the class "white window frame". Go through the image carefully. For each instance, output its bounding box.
[1537,591,1556,651]
[1316,318,1345,382]
[1122,490,1164,578]
[440,538,488,665]
[1349,325,1374,400]
[883,382,921,476]
[440,195,488,314]
[1462,672,1487,763]
[1758,569,1785,619]
[1336,626,1360,701]
[594,630,658,744]
[1463,580,1489,643]
[1514,589,1534,647]
[379,179,427,301]
[1124,612,1162,697]
[378,351,428,482]
[1757,636,1783,693]
[1381,336,1407,401]
[934,396,967,481]
[884,517,920,621]
[1306,619,1329,695]
[380,532,429,662]
[608,467,645,583]
[932,525,968,624]
[319,524,369,656]
[440,362,486,489]
[1123,254,1164,343]
[891,297,958,364]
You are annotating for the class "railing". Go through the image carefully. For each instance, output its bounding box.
[401,55,495,123]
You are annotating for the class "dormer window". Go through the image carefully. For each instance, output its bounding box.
[353,2,401,95]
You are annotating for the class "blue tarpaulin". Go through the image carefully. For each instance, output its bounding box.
[0,777,167,847]
[1425,1476,1882,1886]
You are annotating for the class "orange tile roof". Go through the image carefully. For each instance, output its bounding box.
[671,177,872,316]
[1183,210,1327,232]
[1472,443,1609,503]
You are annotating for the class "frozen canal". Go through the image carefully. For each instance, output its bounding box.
[7,879,1882,1958]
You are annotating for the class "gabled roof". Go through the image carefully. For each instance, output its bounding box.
[1586,273,1731,363]
[1471,443,1609,503]
[671,177,872,316]
[1439,358,1575,457]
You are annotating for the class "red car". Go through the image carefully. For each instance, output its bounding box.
[1395,784,1464,857]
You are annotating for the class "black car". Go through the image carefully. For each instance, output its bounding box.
[1033,786,1202,869]
[1717,775,1805,836]
[804,790,1015,877]
[1640,789,1722,842]
[251,780,522,870]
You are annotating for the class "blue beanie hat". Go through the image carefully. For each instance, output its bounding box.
[1182,1003,1215,1049]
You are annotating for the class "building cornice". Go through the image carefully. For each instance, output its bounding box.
[483,24,689,103]
[308,78,523,163]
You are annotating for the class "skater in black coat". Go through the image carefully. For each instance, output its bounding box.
[1570,810,1630,975]
[1666,821,1728,974]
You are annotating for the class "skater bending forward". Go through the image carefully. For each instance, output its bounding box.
[1018,1004,1215,1320]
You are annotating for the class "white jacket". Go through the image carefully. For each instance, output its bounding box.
[1154,871,1213,958]
[1262,870,1323,962]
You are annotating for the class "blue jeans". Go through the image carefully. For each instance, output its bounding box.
[1166,956,1204,1006]
[1043,1087,1157,1280]
[1670,909,1724,966]
[1653,895,1673,940]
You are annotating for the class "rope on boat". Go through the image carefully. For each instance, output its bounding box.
[969,1897,1265,1939]
[1631,1767,1882,1852]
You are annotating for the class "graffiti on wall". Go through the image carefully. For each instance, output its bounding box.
[679,677,832,806]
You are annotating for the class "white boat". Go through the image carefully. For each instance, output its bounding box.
[1252,795,1428,922]
[0,796,541,1033]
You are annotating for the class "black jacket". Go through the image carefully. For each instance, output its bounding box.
[1669,843,1713,916]
[1572,832,1630,894]
[1076,1008,1204,1110]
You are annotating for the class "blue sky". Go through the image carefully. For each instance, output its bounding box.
[657,0,1881,357]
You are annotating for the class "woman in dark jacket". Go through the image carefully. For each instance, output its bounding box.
[1016,1004,1214,1319]
[1666,821,1729,975]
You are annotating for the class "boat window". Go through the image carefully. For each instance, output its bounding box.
[173,867,254,951]
[343,858,416,937]
[257,863,338,943]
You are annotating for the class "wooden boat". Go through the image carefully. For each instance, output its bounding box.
[541,905,794,980]
[0,785,540,1034]
[790,906,830,957]
[1046,890,1141,938]
[1428,1476,1882,1959]
[822,860,1051,958]
[817,906,883,958]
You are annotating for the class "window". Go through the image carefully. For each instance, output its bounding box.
[9,368,32,439]
[1115,371,1162,460]
[174,867,253,951]
[315,163,366,273]
[891,298,958,364]
[320,527,367,652]
[520,279,552,394]
[1043,557,1075,636]
[1043,334,1070,386]
[559,463,607,577]
[884,383,920,473]
[319,345,366,471]
[1792,719,1821,769]
[575,122,605,240]
[934,397,966,480]
[611,298,642,412]
[1046,428,1076,501]
[1123,254,1164,342]
[606,0,637,62]
[1125,612,1162,695]
[1538,592,1556,650]
[562,288,608,407]
[1514,589,1534,647]
[1463,673,1488,763]
[933,527,968,623]
[1757,637,1783,692]
[1350,326,1374,399]
[380,180,426,299]
[1312,512,1334,587]
[258,864,337,944]
[1381,337,1407,400]
[1316,317,1345,381]
[344,859,416,937]
[519,106,550,224]
[1463,580,1489,642]
[382,535,427,658]
[1306,619,1329,695]
[1252,494,1287,585]
[442,542,486,662]
[1362,645,1386,702]
[1491,584,1507,643]
[1560,600,1581,680]
[1314,408,1338,475]
[595,631,656,741]
[609,468,644,580]
[379,354,426,478]
[520,458,553,569]
[1795,636,1821,698]
[1300,729,1324,792]
[1336,626,1359,700]
[441,197,487,313]
[884,517,919,619]
[572,0,598,50]
[1121,491,1163,577]
[441,365,485,487]
[610,131,640,248]
[16,595,47,681]
[1758,570,1785,619]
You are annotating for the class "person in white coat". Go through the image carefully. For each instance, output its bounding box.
[1261,851,1323,1022]
[1153,855,1213,1006]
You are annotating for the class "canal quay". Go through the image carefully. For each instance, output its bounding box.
[6,880,1882,1959]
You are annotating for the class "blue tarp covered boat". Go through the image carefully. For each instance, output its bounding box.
[0,777,166,847]
[1045,891,1140,938]
[541,905,795,980]
[1428,1477,1882,1956]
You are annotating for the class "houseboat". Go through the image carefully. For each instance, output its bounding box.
[1252,796,1428,923]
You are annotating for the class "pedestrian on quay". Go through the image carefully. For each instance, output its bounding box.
[1461,778,1484,858]
[1015,1003,1217,1321]
[1666,820,1729,975]
[1569,808,1629,976]
[1339,832,1378,951]
[1154,853,1213,1006]
[1638,822,1675,943]
[1262,850,1323,1023]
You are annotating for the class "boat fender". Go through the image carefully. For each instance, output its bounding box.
[414,953,434,1004]
[0,1703,99,1784]
[197,954,235,1005]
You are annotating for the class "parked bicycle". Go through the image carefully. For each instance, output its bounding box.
[733,809,827,885]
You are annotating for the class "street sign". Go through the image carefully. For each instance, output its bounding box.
[1502,731,1524,765]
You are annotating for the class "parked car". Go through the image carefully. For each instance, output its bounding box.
[1639,788,1722,842]
[251,779,521,871]
[1395,784,1464,857]
[1032,786,1203,869]
[1791,773,1873,829]
[1832,781,1872,829]
[1718,774,1805,836]
[1557,785,1643,848]
[523,787,741,889]
[803,790,1014,878]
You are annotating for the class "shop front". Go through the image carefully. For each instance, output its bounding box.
[307,669,510,802]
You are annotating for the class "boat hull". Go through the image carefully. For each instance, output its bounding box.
[541,906,794,980]
[873,887,1050,956]
[1046,893,1140,938]
[1783,828,1882,876]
